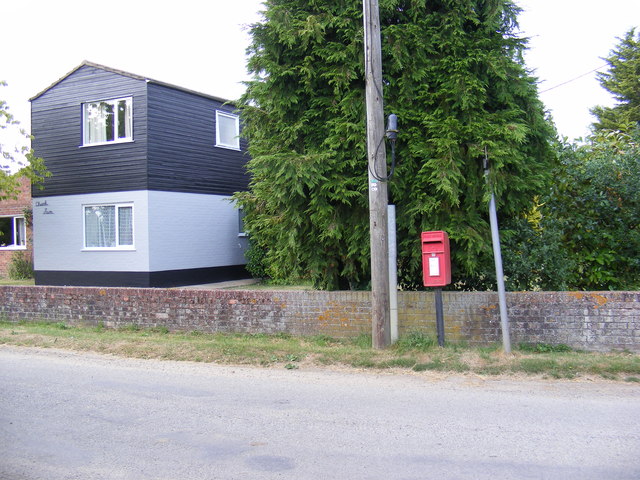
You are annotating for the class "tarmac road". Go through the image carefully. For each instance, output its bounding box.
[1,345,639,480]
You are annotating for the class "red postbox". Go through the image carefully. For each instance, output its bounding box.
[421,231,451,287]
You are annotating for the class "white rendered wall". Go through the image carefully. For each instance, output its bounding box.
[33,190,247,274]
[147,191,247,272]
[32,191,150,272]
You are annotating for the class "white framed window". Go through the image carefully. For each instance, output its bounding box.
[0,216,26,250]
[82,97,133,145]
[215,110,240,150]
[83,204,134,250]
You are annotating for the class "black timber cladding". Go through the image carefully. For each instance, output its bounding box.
[31,64,148,197]
[31,62,250,198]
[147,83,249,196]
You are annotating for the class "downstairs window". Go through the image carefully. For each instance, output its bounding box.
[0,216,26,249]
[83,204,134,249]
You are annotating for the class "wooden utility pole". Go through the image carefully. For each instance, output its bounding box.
[363,0,391,348]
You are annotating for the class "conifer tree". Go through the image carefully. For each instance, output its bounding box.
[591,28,640,134]
[235,0,556,290]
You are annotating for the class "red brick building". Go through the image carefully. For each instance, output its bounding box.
[0,177,32,277]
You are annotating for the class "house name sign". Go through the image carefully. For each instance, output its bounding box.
[35,200,54,215]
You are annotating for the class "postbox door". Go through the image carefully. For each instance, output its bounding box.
[421,231,451,287]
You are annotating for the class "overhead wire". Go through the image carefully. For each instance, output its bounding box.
[538,64,608,93]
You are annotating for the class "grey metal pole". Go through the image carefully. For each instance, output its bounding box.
[388,205,398,343]
[363,0,391,348]
[485,152,511,354]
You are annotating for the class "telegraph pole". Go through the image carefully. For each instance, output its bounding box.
[363,0,391,348]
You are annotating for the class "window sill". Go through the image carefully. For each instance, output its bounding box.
[0,246,27,251]
[80,139,135,148]
[214,143,241,151]
[82,247,136,252]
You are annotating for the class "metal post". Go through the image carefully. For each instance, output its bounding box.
[434,287,445,347]
[488,193,511,353]
[388,205,398,343]
[484,150,511,353]
[363,0,391,348]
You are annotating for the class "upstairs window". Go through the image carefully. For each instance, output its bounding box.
[0,216,26,250]
[84,204,134,249]
[83,97,132,145]
[215,110,240,150]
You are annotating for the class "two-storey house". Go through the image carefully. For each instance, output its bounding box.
[30,62,250,287]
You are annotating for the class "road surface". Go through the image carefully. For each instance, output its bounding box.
[1,345,638,479]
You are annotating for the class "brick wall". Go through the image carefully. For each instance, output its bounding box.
[0,177,32,277]
[1,286,638,352]
[397,291,640,352]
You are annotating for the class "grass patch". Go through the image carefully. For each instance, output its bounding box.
[0,321,638,380]
[394,331,437,352]
[413,358,445,372]
[0,278,35,286]
[517,342,573,353]
[380,357,418,369]
[226,280,315,291]
[349,333,372,349]
[477,365,507,376]
[309,334,339,347]
[518,357,561,374]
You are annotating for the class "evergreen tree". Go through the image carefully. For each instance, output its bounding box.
[591,28,640,134]
[235,0,556,290]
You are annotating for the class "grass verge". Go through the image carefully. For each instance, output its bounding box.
[1,322,639,382]
[0,278,35,286]
[221,279,315,290]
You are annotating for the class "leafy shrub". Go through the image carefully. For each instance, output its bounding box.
[545,132,640,290]
[7,251,34,280]
[244,242,269,279]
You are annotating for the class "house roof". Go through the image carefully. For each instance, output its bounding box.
[29,60,233,104]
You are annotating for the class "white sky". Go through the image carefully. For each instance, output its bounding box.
[1,0,639,168]
[517,0,639,140]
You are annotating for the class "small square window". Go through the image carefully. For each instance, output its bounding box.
[215,110,240,150]
[0,216,26,250]
[83,204,134,250]
[83,97,133,145]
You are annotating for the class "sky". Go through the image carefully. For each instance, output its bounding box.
[1,0,639,169]
[517,0,639,139]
